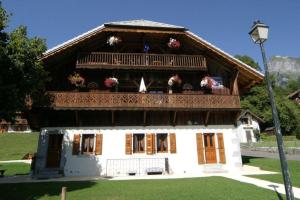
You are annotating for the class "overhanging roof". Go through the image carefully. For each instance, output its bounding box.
[42,19,264,82]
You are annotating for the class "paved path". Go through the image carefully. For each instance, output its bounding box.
[241,149,300,161]
[0,160,32,164]
[222,174,300,199]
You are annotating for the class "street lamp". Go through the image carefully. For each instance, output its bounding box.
[249,20,294,200]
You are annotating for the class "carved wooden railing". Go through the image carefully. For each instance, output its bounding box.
[50,92,240,110]
[76,52,207,70]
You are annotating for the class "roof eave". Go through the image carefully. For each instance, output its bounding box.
[185,31,265,82]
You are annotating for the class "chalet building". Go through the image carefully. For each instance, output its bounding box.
[237,110,264,143]
[288,89,300,105]
[0,113,31,133]
[32,20,264,178]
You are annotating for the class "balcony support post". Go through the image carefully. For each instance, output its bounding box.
[143,111,147,126]
[173,111,177,126]
[205,111,210,126]
[111,111,115,126]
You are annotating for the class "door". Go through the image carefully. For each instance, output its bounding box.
[246,131,252,142]
[204,133,217,164]
[46,134,63,168]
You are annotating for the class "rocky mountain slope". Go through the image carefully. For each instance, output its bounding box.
[268,56,300,86]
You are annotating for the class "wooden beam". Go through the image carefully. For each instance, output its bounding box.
[103,27,185,35]
[111,111,115,126]
[230,70,239,95]
[244,80,257,89]
[75,111,79,126]
[233,111,241,126]
[132,80,139,88]
[146,80,154,89]
[143,111,147,126]
[173,111,177,126]
[205,111,210,126]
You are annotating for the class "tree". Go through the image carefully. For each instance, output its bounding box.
[235,55,261,71]
[237,55,300,136]
[0,3,48,121]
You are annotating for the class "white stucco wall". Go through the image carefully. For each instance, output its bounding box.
[237,115,261,143]
[42,125,243,177]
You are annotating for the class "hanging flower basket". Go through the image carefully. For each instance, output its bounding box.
[107,36,122,46]
[68,72,85,88]
[104,77,119,88]
[200,76,221,89]
[167,38,181,49]
[168,74,182,86]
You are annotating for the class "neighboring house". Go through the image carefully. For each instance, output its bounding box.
[32,20,264,178]
[0,113,31,133]
[288,89,300,105]
[237,110,264,143]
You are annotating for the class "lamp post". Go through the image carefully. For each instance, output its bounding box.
[249,20,294,200]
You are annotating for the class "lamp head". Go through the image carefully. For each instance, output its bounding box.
[249,20,269,44]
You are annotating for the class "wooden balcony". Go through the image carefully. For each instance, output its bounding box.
[50,92,240,111]
[76,52,207,70]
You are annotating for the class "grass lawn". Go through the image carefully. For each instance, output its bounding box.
[254,135,300,148]
[0,177,289,200]
[0,132,39,161]
[243,156,300,188]
[0,162,31,176]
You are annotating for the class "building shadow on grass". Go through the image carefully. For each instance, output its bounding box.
[242,156,263,164]
[0,180,99,200]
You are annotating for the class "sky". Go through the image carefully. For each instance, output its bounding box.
[2,0,300,68]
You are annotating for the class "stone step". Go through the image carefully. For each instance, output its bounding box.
[203,164,227,173]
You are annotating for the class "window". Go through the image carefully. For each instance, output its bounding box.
[81,134,94,154]
[157,134,168,153]
[133,134,145,153]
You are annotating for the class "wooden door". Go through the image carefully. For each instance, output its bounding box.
[204,133,217,164]
[46,134,63,168]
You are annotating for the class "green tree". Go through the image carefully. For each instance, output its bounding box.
[237,55,300,136]
[235,55,261,71]
[0,3,48,121]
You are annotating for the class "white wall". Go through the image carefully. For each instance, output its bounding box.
[43,125,243,177]
[237,115,260,143]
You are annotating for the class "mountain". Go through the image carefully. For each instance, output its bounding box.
[268,56,300,86]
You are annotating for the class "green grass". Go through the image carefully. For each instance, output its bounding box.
[253,141,300,148]
[0,132,39,160]
[0,162,31,176]
[0,177,290,200]
[260,134,299,142]
[242,135,300,148]
[243,156,300,188]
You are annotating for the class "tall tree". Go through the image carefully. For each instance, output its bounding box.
[0,3,48,121]
[237,55,300,136]
[235,55,261,71]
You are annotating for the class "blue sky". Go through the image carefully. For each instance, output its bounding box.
[3,0,300,67]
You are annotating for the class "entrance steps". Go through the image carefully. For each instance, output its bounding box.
[203,164,227,173]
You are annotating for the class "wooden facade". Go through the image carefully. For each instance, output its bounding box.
[30,20,264,129]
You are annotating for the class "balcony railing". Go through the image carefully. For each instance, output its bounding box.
[76,52,207,70]
[50,92,240,110]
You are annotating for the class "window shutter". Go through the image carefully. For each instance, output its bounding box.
[95,134,103,155]
[169,133,176,153]
[196,133,205,164]
[217,133,226,164]
[146,133,155,155]
[72,134,81,155]
[125,134,132,155]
